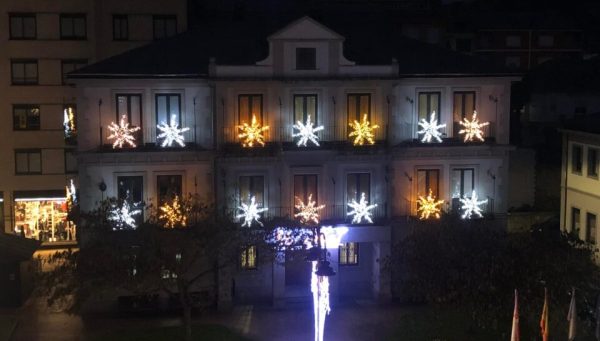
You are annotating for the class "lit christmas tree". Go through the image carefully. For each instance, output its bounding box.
[417,111,446,143]
[107,115,141,148]
[459,190,488,219]
[417,189,444,219]
[157,115,190,147]
[294,194,325,225]
[458,111,489,142]
[347,192,377,223]
[348,114,379,145]
[293,115,324,147]
[238,114,269,147]
[236,196,268,227]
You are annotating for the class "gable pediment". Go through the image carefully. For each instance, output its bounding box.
[268,16,343,41]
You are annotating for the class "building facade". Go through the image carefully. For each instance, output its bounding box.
[0,0,187,246]
[72,17,516,306]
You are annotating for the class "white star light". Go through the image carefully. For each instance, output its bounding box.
[293,115,324,147]
[347,192,377,224]
[157,115,190,147]
[458,111,489,142]
[107,115,141,148]
[109,199,142,230]
[417,111,446,143]
[459,190,488,219]
[66,179,77,204]
[237,196,268,227]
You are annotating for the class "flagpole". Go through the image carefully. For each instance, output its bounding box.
[511,289,519,341]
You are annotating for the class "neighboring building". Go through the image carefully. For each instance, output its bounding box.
[71,16,517,307]
[0,0,187,248]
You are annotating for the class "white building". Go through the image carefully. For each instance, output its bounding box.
[72,17,517,306]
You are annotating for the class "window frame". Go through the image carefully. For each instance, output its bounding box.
[417,169,441,198]
[156,174,183,206]
[61,59,87,85]
[13,104,40,131]
[295,47,317,70]
[9,13,36,40]
[155,93,182,135]
[418,91,441,122]
[59,13,87,40]
[115,93,143,128]
[11,59,38,85]
[346,173,371,204]
[571,144,583,174]
[14,149,42,175]
[240,245,257,270]
[239,175,265,207]
[152,15,177,40]
[588,147,598,178]
[112,14,129,41]
[64,149,77,174]
[293,174,319,206]
[347,93,372,125]
[586,212,597,244]
[571,207,581,234]
[339,242,359,266]
[238,94,263,125]
[293,94,318,124]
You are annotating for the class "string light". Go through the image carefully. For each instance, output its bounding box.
[107,115,140,148]
[459,190,488,219]
[236,196,268,227]
[458,111,489,142]
[294,194,325,225]
[417,111,446,143]
[157,115,190,147]
[63,107,76,138]
[293,115,324,147]
[159,195,187,228]
[109,198,142,230]
[348,114,379,145]
[66,179,77,206]
[416,189,444,220]
[238,115,269,147]
[347,192,377,224]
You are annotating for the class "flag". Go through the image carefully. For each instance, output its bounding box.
[511,289,520,341]
[567,287,577,341]
[540,288,549,341]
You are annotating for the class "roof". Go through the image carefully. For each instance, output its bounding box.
[0,233,40,262]
[522,56,600,94]
[71,14,516,79]
[561,113,600,136]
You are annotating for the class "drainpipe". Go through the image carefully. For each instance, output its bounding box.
[563,134,569,231]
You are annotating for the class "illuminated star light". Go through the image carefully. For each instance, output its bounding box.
[293,115,324,147]
[236,196,268,227]
[63,107,76,137]
[348,114,379,145]
[66,179,77,205]
[107,115,141,148]
[347,192,377,224]
[157,115,190,147]
[459,111,489,142]
[238,115,269,147]
[417,111,446,143]
[159,195,188,228]
[417,189,444,220]
[294,194,325,225]
[459,190,488,219]
[109,197,142,230]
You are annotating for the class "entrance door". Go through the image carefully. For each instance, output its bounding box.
[285,250,311,295]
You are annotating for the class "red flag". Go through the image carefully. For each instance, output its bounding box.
[511,289,519,341]
[540,288,549,341]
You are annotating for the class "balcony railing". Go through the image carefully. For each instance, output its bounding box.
[396,121,496,144]
[98,126,200,151]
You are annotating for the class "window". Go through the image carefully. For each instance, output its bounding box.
[64,105,77,142]
[60,14,86,40]
[294,174,318,205]
[116,94,142,143]
[339,242,359,265]
[9,14,36,39]
[347,173,370,203]
[15,149,41,174]
[61,59,87,85]
[505,57,521,69]
[587,213,597,244]
[418,92,441,122]
[155,94,181,134]
[347,93,371,124]
[64,149,77,174]
[157,175,182,205]
[588,148,598,178]
[238,94,263,124]
[241,245,257,270]
[153,15,177,40]
[451,168,474,198]
[506,35,521,47]
[453,92,476,136]
[538,35,554,47]
[13,105,40,130]
[117,176,144,226]
[571,144,583,174]
[113,15,128,41]
[14,191,75,243]
[11,60,38,85]
[417,169,440,198]
[455,38,472,52]
[239,176,264,207]
[296,48,316,70]
[294,94,318,124]
[571,207,580,233]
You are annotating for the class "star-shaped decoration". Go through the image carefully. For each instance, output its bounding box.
[459,190,488,219]
[458,111,490,142]
[107,115,141,148]
[109,194,143,230]
[294,194,325,225]
[348,114,379,145]
[293,115,324,147]
[417,111,446,143]
[347,192,377,224]
[237,196,268,227]
[238,115,269,147]
[157,115,190,147]
[159,195,188,228]
[416,189,444,220]
[66,179,77,206]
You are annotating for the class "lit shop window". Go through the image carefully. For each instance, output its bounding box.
[13,196,76,243]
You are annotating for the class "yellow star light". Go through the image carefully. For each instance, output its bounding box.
[238,114,269,147]
[417,189,444,220]
[459,111,489,142]
[348,114,379,145]
[107,115,141,148]
[294,194,325,225]
[159,195,187,229]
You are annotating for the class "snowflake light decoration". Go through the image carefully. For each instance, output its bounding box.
[293,115,324,147]
[417,111,446,143]
[238,115,269,147]
[157,115,190,147]
[348,114,379,145]
[109,196,142,230]
[458,111,489,142]
[66,179,77,206]
[416,189,444,220]
[159,195,188,228]
[459,190,488,219]
[347,192,377,224]
[294,194,325,225]
[107,115,141,148]
[63,107,76,138]
[236,196,268,227]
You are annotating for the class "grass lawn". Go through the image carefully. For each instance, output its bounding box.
[86,323,251,341]
[0,315,17,341]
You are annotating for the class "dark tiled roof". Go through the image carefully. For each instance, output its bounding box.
[72,14,516,79]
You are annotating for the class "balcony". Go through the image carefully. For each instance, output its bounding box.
[96,126,204,152]
[260,204,388,226]
[395,121,496,145]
